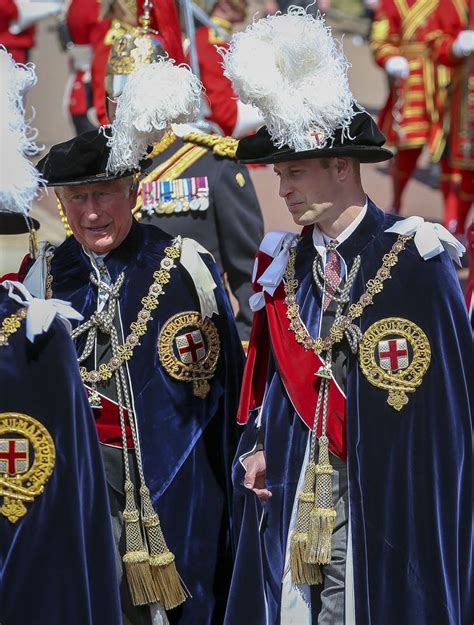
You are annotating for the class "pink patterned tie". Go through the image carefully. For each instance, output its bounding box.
[322,243,341,311]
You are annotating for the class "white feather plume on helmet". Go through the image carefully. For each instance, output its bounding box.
[106,58,202,174]
[0,47,43,215]
[220,6,356,152]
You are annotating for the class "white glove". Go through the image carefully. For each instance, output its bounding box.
[385,56,410,80]
[452,30,474,58]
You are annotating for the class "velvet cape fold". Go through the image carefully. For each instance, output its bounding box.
[225,201,473,625]
[48,221,244,625]
[0,293,121,625]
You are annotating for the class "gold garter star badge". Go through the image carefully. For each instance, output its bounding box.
[0,412,56,523]
[359,317,431,411]
[158,312,220,398]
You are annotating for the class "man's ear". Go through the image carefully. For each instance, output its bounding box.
[335,157,350,181]
[55,189,66,212]
[129,183,139,207]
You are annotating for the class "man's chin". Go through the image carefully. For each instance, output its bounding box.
[85,235,115,254]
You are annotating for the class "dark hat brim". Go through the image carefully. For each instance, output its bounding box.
[44,169,136,187]
[36,128,150,187]
[0,213,40,234]
[237,144,393,165]
[236,108,393,164]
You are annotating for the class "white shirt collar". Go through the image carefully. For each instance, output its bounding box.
[312,200,368,258]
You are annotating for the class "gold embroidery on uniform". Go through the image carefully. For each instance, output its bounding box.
[0,412,55,523]
[0,308,27,347]
[359,317,431,410]
[158,311,220,398]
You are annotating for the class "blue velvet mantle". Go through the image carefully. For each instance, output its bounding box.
[48,221,244,624]
[225,201,473,625]
[0,292,121,625]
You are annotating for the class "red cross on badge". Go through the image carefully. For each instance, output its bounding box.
[378,338,409,371]
[176,330,206,364]
[0,438,29,475]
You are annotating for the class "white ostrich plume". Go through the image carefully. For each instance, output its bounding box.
[221,6,356,152]
[106,59,202,174]
[0,47,43,216]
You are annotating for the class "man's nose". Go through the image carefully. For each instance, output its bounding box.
[84,196,102,219]
[279,178,291,198]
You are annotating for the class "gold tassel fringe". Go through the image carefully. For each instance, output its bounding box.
[290,532,322,585]
[122,480,161,606]
[141,486,188,609]
[289,462,322,585]
[305,506,337,564]
[149,552,188,609]
[123,548,157,606]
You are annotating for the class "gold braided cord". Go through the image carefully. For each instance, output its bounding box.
[0,308,27,347]
[148,130,177,158]
[72,242,181,385]
[283,234,413,355]
[182,132,239,158]
[56,198,73,236]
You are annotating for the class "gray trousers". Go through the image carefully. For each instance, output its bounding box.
[316,452,348,625]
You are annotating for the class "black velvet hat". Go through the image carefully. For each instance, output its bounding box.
[36,129,148,187]
[236,109,393,165]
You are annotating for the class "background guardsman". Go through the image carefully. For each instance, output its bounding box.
[90,0,185,125]
[26,53,244,624]
[63,0,107,135]
[426,0,474,236]
[369,0,447,213]
[221,8,473,624]
[0,0,62,63]
[99,21,264,340]
[193,0,263,136]
[0,47,121,625]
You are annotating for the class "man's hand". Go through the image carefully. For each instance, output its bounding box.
[242,450,272,503]
[385,56,410,80]
[452,31,474,58]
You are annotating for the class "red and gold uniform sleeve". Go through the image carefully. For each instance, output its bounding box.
[91,19,113,126]
[194,25,237,137]
[427,0,467,67]
[369,0,402,67]
[0,0,35,64]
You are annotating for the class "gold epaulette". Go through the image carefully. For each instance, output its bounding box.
[182,132,239,159]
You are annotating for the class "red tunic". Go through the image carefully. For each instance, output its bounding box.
[0,0,35,64]
[194,18,237,137]
[66,0,105,116]
[427,0,474,170]
[370,0,445,150]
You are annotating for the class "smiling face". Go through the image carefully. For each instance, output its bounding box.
[273,158,340,227]
[57,178,137,254]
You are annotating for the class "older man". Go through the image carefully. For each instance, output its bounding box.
[221,9,473,625]
[26,129,243,625]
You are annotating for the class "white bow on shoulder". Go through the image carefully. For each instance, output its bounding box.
[2,280,83,342]
[385,216,465,266]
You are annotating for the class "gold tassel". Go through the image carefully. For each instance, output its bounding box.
[305,437,337,565]
[289,462,322,585]
[122,480,159,606]
[141,486,188,610]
